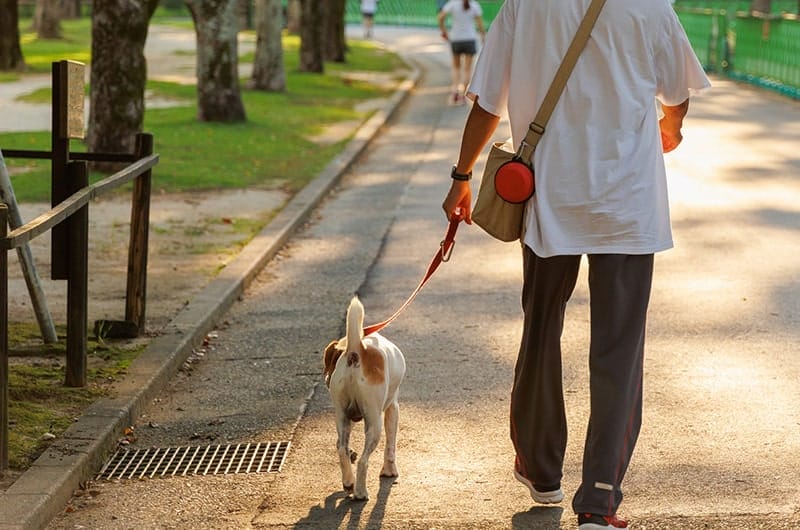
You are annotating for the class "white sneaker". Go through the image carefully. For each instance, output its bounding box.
[513,468,564,504]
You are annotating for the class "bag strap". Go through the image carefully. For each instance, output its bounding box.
[517,0,607,163]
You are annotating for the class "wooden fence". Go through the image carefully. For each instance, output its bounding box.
[0,61,158,471]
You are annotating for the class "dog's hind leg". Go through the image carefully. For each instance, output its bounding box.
[380,400,399,477]
[336,412,355,492]
[353,411,382,501]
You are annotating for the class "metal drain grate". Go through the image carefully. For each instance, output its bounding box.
[96,441,290,481]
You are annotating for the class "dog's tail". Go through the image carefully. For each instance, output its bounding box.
[344,296,365,364]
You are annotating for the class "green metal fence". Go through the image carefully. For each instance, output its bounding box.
[675,7,800,99]
[342,0,800,100]
[344,0,504,28]
[729,14,800,90]
[674,0,798,13]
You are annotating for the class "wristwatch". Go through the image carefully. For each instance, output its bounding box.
[450,165,472,181]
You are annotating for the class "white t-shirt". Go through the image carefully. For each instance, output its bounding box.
[468,0,710,257]
[441,0,483,42]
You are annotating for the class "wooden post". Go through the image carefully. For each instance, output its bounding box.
[125,133,153,334]
[51,60,85,281]
[0,151,58,344]
[1,204,9,472]
[65,161,88,388]
[51,62,71,280]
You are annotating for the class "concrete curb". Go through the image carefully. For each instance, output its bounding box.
[0,66,420,530]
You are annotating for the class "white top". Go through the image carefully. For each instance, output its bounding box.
[361,0,378,14]
[441,0,483,42]
[468,0,710,257]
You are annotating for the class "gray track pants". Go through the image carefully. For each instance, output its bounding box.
[511,246,653,516]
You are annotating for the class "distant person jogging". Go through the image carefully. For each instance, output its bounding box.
[361,0,378,38]
[438,0,485,105]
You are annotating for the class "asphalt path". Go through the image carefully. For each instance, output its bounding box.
[44,26,800,530]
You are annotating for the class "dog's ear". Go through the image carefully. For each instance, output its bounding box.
[323,340,344,388]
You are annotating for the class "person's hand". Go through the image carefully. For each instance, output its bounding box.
[440,30,449,41]
[442,180,472,224]
[659,100,688,154]
[659,116,683,153]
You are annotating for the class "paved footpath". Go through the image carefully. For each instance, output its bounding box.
[6,26,800,530]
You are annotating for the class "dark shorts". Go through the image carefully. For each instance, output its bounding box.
[450,40,477,56]
[361,11,375,19]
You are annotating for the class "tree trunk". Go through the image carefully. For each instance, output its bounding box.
[750,0,772,13]
[250,0,285,91]
[34,0,63,38]
[186,0,247,122]
[236,0,252,30]
[285,0,301,33]
[298,0,323,73]
[87,0,159,161]
[0,0,26,70]
[61,0,83,18]
[323,0,346,63]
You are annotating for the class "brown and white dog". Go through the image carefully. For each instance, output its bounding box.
[323,296,406,501]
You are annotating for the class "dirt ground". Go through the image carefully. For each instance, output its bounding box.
[8,188,288,337]
[0,189,291,492]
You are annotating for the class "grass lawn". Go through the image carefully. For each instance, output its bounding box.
[2,18,406,202]
[1,17,406,474]
[7,324,145,470]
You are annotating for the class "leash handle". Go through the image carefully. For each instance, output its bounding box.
[363,218,460,336]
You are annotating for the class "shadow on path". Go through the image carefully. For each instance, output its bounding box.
[291,476,400,529]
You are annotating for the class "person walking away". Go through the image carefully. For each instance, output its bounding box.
[361,0,378,38]
[438,0,485,105]
[441,1,710,528]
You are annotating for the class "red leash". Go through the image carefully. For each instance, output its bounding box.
[363,218,460,336]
